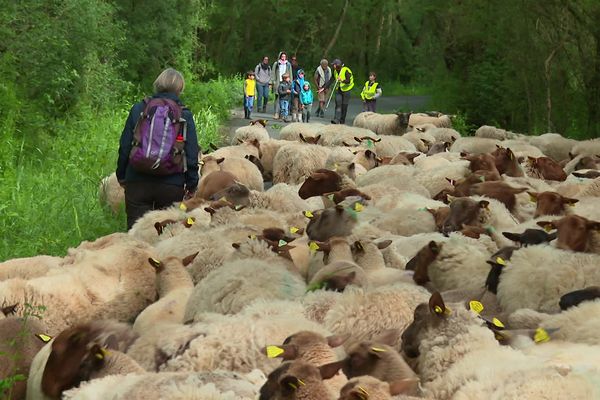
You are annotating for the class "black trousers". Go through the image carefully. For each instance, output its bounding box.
[124,181,185,230]
[334,90,351,124]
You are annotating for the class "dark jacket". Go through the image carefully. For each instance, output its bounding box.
[116,92,200,192]
[278,80,292,101]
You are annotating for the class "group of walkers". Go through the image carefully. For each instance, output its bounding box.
[243,51,382,124]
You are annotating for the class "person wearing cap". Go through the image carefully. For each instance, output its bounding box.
[314,59,331,118]
[320,58,353,124]
[360,71,382,112]
[271,51,293,119]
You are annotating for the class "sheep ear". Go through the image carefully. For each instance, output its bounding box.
[587,221,600,232]
[1,304,17,316]
[562,197,579,206]
[182,252,199,266]
[326,333,350,348]
[569,152,575,160]
[299,133,307,142]
[502,232,521,242]
[527,191,538,202]
[209,143,218,151]
[416,127,425,133]
[353,136,363,143]
[279,375,302,390]
[348,162,356,171]
[232,243,241,249]
[429,291,450,317]
[315,135,321,142]
[352,240,365,252]
[479,200,490,209]
[372,137,381,143]
[216,157,225,164]
[376,239,392,250]
[536,221,555,232]
[319,360,345,380]
[237,138,244,144]
[204,207,216,215]
[342,141,353,147]
[428,240,440,254]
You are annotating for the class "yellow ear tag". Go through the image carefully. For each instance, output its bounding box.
[434,306,444,314]
[179,202,187,211]
[249,234,257,240]
[358,386,369,397]
[222,196,228,202]
[333,163,339,171]
[567,202,576,207]
[492,318,505,328]
[544,224,553,232]
[308,242,320,252]
[534,328,550,343]
[469,300,484,314]
[265,345,285,358]
[37,334,52,343]
[150,257,161,265]
[371,347,386,352]
[354,203,364,212]
[278,239,287,247]
[444,306,452,316]
[496,257,506,266]
[290,226,299,234]
[529,195,537,203]
[235,205,244,211]
[94,348,108,360]
[303,210,314,218]
[186,217,195,225]
[328,193,335,201]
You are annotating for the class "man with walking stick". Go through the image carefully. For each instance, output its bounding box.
[319,58,353,124]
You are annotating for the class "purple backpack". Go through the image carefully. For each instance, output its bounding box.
[129,97,188,175]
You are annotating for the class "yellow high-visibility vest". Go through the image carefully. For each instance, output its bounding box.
[334,66,354,92]
[361,81,379,100]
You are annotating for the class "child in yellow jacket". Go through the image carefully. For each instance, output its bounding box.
[243,71,256,119]
[360,72,382,112]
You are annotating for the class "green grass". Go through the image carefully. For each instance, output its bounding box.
[0,77,241,261]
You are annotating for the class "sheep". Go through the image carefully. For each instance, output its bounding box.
[559,286,600,310]
[426,127,461,143]
[570,138,600,158]
[279,122,325,142]
[474,125,518,140]
[371,135,417,157]
[0,317,47,400]
[183,255,306,318]
[325,330,420,396]
[322,126,380,147]
[499,139,545,159]
[256,138,290,179]
[195,170,239,200]
[496,245,600,313]
[525,156,567,181]
[402,130,436,153]
[320,283,430,349]
[272,143,331,184]
[259,359,338,399]
[209,138,261,160]
[62,369,265,400]
[261,331,349,393]
[132,256,196,335]
[400,292,600,399]
[536,214,600,252]
[0,255,62,281]
[200,155,264,191]
[353,112,412,135]
[27,320,142,400]
[408,113,452,129]
[128,205,210,245]
[450,137,502,154]
[528,133,576,162]
[0,234,157,335]
[162,300,331,375]
[231,123,270,144]
[98,172,124,214]
[339,376,418,400]
[508,300,600,346]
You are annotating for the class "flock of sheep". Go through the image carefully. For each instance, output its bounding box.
[3,109,600,399]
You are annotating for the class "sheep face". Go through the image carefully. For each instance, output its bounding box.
[299,133,322,145]
[442,198,489,235]
[559,286,600,310]
[390,152,420,165]
[401,292,450,359]
[41,325,106,398]
[259,360,339,400]
[244,154,265,174]
[426,207,450,231]
[461,153,497,173]
[327,188,371,205]
[208,182,250,205]
[395,112,412,135]
[485,246,518,294]
[427,141,451,156]
[469,182,527,211]
[537,214,600,252]
[527,156,567,181]
[298,169,342,200]
[574,155,600,171]
[491,146,522,176]
[306,206,356,241]
[262,331,348,361]
[407,241,441,285]
[529,191,578,218]
[502,229,556,247]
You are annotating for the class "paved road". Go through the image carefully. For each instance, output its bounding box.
[224,95,430,142]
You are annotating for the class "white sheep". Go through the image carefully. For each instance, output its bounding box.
[497,245,600,313]
[353,112,412,135]
[408,113,452,128]
[450,137,502,154]
[183,255,306,318]
[1,234,157,335]
[279,122,324,142]
[272,143,330,184]
[231,123,270,144]
[427,127,461,143]
[209,139,261,160]
[98,172,124,214]
[528,133,576,162]
[475,125,519,140]
[0,255,62,281]
[570,138,600,158]
[200,155,264,191]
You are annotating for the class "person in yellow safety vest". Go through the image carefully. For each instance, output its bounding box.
[319,58,353,124]
[360,71,382,112]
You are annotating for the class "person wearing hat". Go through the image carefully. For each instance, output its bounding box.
[319,58,353,124]
[292,68,307,122]
[314,59,331,118]
[271,51,293,120]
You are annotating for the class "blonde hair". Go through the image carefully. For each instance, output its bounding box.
[153,68,185,95]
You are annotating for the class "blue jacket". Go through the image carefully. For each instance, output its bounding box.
[116,92,200,192]
[300,83,314,105]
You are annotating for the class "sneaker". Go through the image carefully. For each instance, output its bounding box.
[331,119,338,124]
[274,113,279,120]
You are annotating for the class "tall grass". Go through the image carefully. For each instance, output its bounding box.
[0,77,241,261]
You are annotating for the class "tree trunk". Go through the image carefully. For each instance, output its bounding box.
[375,12,385,58]
[323,0,350,58]
[544,44,562,132]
